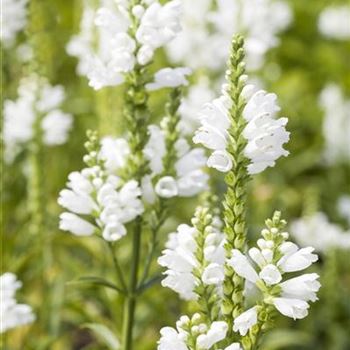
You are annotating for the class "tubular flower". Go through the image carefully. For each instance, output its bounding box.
[0,273,35,333]
[3,74,73,163]
[227,212,320,337]
[158,209,225,300]
[193,84,290,175]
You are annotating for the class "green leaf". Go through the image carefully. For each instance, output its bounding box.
[82,323,120,350]
[67,276,125,294]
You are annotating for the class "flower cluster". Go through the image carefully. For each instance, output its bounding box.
[143,124,208,200]
[58,133,144,241]
[193,83,290,174]
[3,74,73,162]
[167,0,292,71]
[291,212,350,253]
[228,212,320,336]
[0,0,28,47]
[319,84,350,163]
[318,5,350,40]
[67,0,183,89]
[0,273,35,333]
[158,313,241,350]
[158,209,225,300]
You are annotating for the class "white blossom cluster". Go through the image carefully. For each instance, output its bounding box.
[228,225,320,335]
[319,84,350,164]
[158,313,242,350]
[193,83,290,175]
[0,273,35,333]
[318,5,350,40]
[291,212,350,253]
[67,0,183,90]
[59,127,208,240]
[0,0,28,47]
[167,0,292,71]
[158,220,225,300]
[3,74,73,163]
[58,153,144,241]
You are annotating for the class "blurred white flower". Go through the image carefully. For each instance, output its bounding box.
[319,84,350,163]
[318,5,350,40]
[338,195,350,226]
[3,75,73,162]
[193,84,289,175]
[0,273,35,333]
[0,0,28,46]
[146,67,192,91]
[167,0,292,71]
[291,212,350,252]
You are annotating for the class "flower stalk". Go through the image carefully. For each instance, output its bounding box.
[222,35,250,330]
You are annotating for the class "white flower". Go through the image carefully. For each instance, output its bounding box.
[146,67,192,91]
[278,247,318,272]
[280,274,321,302]
[59,213,96,236]
[338,195,350,226]
[207,150,232,172]
[193,85,289,175]
[227,249,259,284]
[291,212,350,252]
[202,263,225,285]
[319,84,350,163]
[136,0,182,49]
[155,176,179,198]
[58,189,96,215]
[3,75,73,162]
[99,137,130,173]
[158,326,188,350]
[0,273,35,333]
[102,222,127,241]
[0,0,28,46]
[41,110,73,145]
[233,307,258,336]
[137,44,154,65]
[318,6,350,40]
[196,321,228,349]
[259,264,282,285]
[273,297,309,320]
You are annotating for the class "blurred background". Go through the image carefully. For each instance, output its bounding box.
[2,0,350,349]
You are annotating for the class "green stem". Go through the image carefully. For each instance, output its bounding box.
[121,217,142,350]
[107,242,128,292]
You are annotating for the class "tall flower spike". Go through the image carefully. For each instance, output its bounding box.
[219,35,250,331]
